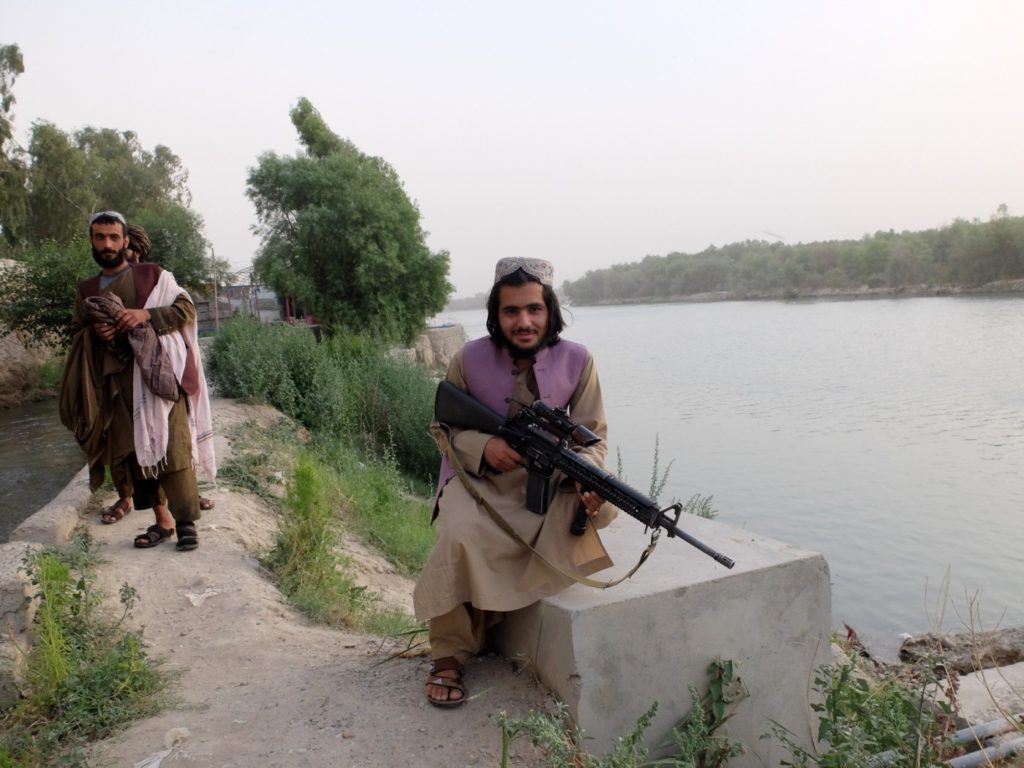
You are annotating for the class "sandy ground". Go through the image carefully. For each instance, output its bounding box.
[82,399,552,767]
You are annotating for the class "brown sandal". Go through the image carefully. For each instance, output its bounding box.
[101,499,132,524]
[425,657,466,708]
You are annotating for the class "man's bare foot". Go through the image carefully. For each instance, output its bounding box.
[100,498,132,524]
[153,504,175,532]
[425,657,466,707]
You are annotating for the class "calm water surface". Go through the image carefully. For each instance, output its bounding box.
[446,297,1024,658]
[0,398,84,541]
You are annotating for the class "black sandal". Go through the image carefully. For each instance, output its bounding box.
[134,525,174,548]
[176,522,199,551]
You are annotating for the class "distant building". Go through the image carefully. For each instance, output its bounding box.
[194,283,283,334]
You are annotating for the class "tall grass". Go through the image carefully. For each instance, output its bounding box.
[0,531,167,767]
[261,451,424,634]
[208,317,438,486]
[313,436,435,575]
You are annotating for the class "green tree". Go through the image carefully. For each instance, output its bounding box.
[25,122,194,245]
[24,121,92,243]
[0,43,26,246]
[134,204,226,295]
[247,97,451,343]
[0,237,94,347]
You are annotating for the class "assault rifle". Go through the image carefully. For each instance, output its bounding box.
[434,381,735,569]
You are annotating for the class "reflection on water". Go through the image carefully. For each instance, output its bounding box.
[0,399,84,541]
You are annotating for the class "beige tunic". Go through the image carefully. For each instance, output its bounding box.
[413,347,617,622]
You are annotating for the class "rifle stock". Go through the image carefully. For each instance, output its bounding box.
[434,381,735,569]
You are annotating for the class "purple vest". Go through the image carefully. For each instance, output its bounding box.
[434,337,590,502]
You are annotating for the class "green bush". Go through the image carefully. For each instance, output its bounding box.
[208,316,320,416]
[771,649,954,768]
[207,316,440,485]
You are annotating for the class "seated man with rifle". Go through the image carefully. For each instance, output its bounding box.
[414,257,616,707]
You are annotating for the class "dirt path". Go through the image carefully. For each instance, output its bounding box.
[84,399,551,767]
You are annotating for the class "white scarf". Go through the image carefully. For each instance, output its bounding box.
[132,270,217,483]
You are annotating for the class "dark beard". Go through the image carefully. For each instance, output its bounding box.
[92,246,127,269]
[504,336,548,360]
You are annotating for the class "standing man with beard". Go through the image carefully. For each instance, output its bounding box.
[60,211,214,551]
[414,257,617,707]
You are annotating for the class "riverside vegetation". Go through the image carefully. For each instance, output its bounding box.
[4,316,1018,766]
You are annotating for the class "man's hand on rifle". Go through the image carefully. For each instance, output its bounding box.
[483,436,523,473]
[575,483,605,518]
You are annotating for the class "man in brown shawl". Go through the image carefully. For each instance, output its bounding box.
[107,222,216,514]
[414,258,616,707]
[60,211,203,551]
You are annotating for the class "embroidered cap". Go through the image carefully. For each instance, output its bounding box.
[493,257,554,286]
[89,210,127,226]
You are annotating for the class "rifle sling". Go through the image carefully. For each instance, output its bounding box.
[438,425,657,590]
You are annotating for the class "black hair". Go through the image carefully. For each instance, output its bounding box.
[485,268,565,348]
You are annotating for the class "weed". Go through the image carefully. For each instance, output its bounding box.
[616,445,718,519]
[771,648,955,768]
[0,529,167,767]
[495,660,745,768]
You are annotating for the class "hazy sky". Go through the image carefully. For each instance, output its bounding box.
[6,1,1023,297]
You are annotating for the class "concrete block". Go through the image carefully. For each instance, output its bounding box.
[496,514,831,767]
[9,463,89,548]
[0,540,44,708]
[957,661,1024,725]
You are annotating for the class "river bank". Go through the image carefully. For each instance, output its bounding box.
[4,397,1022,765]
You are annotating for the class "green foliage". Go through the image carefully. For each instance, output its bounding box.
[0,43,26,246]
[771,650,954,768]
[24,123,192,245]
[217,415,426,631]
[133,204,218,295]
[0,47,206,268]
[208,316,439,484]
[262,455,371,625]
[247,97,452,344]
[681,494,717,520]
[615,444,718,519]
[313,436,436,574]
[562,209,1024,304]
[496,702,658,768]
[0,530,167,767]
[261,451,422,632]
[495,660,745,768]
[0,237,94,348]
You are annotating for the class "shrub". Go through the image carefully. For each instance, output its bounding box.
[207,317,439,484]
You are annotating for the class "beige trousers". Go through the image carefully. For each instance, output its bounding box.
[428,603,504,663]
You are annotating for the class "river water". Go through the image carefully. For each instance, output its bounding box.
[5,297,1021,658]
[445,296,1024,659]
[0,398,84,541]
